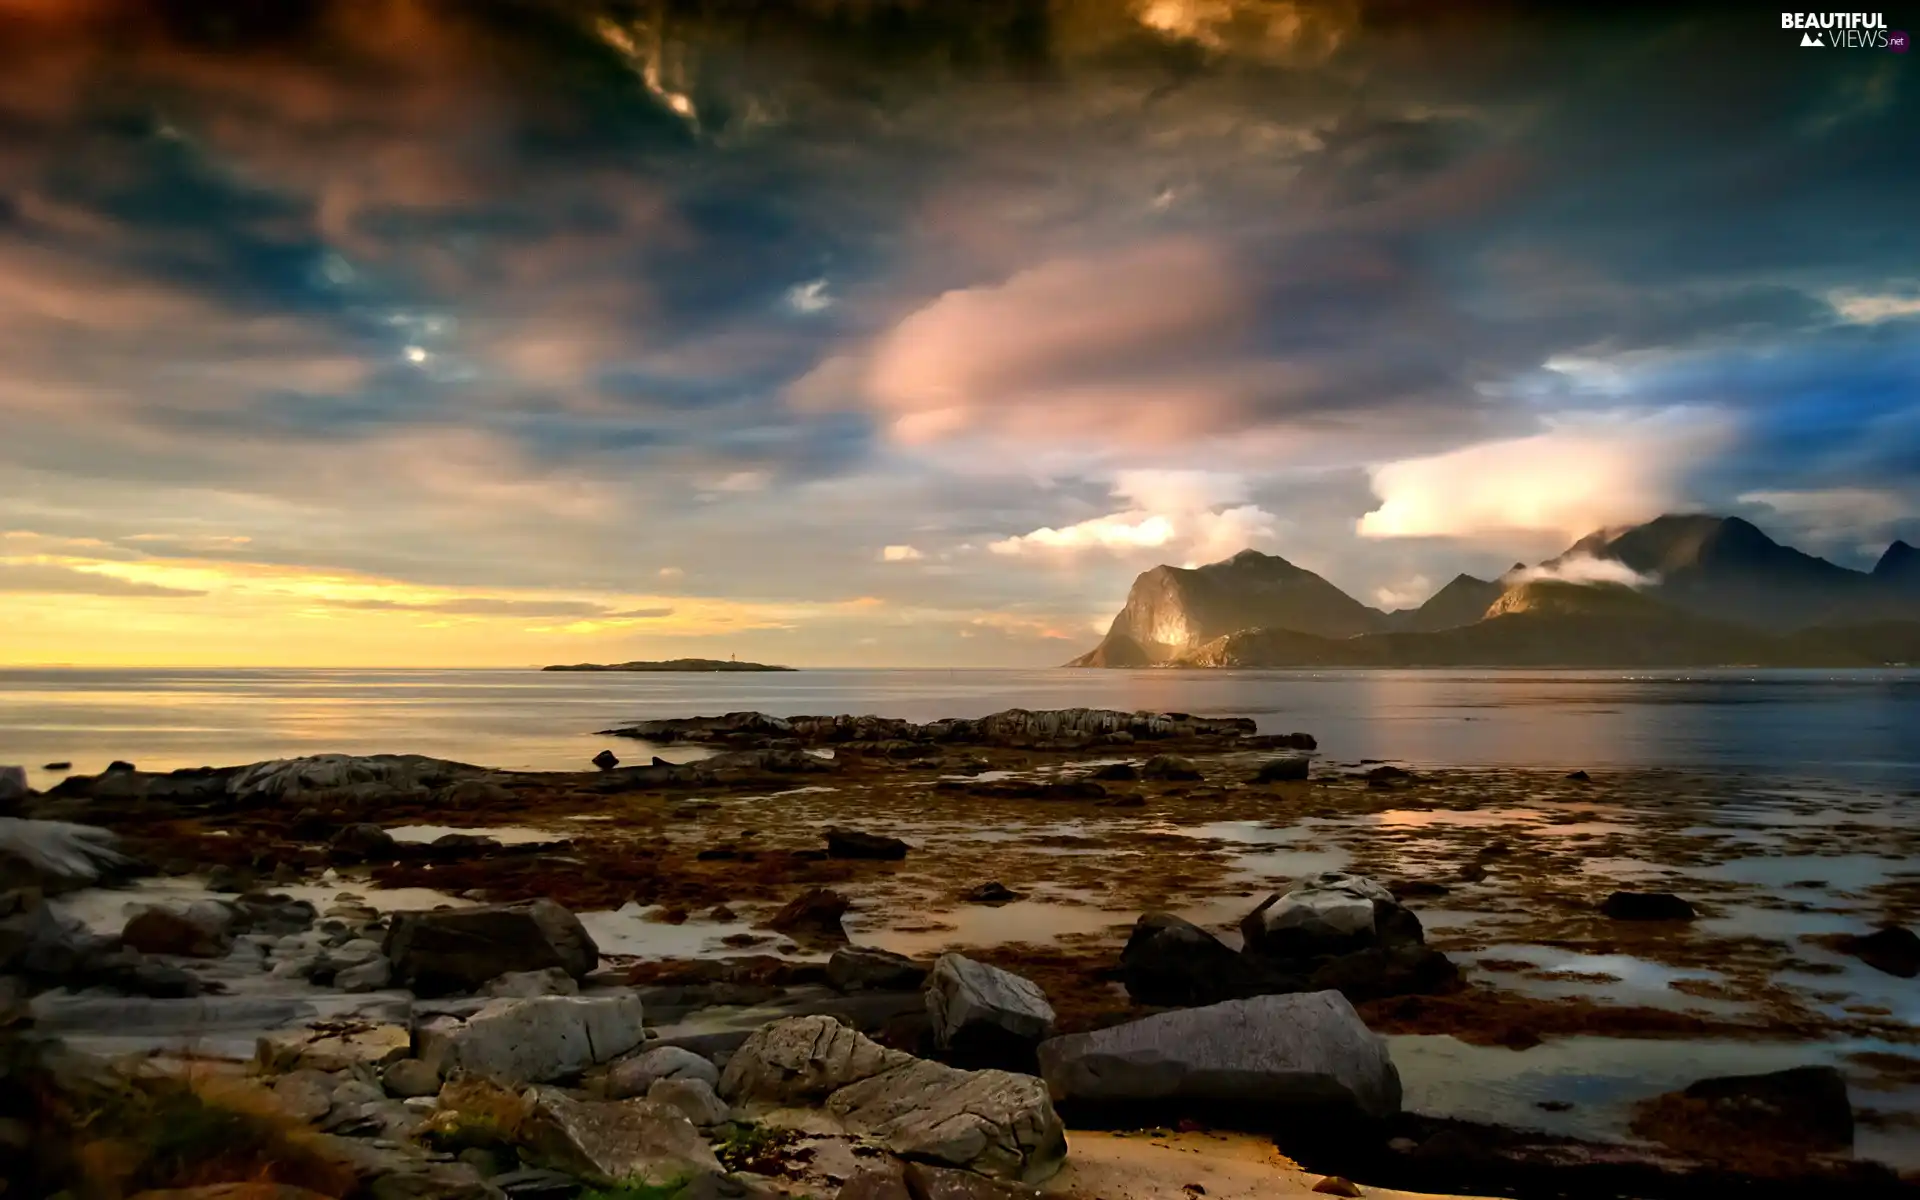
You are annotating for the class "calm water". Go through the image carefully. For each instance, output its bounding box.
[2,667,1916,789]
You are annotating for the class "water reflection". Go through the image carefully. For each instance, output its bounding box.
[4,666,1916,785]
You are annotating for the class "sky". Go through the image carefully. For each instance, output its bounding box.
[0,0,1916,667]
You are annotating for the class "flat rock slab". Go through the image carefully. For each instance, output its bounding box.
[519,1087,722,1186]
[419,994,646,1086]
[827,1057,1067,1184]
[1036,991,1402,1121]
[719,1014,912,1106]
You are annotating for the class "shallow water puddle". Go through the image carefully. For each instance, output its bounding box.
[51,875,476,934]
[1392,1033,1920,1171]
[577,902,776,959]
[849,898,1134,956]
[385,823,560,844]
[1465,946,1748,1014]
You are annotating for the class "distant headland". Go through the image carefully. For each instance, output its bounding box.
[541,658,796,672]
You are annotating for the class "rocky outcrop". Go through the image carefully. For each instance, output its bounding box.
[1037,991,1402,1122]
[647,1077,731,1128]
[720,1016,1066,1183]
[226,754,481,804]
[605,708,1258,750]
[0,818,134,893]
[719,1015,912,1106]
[826,1058,1067,1184]
[384,899,597,996]
[518,1088,722,1186]
[1068,550,1387,667]
[417,995,648,1086]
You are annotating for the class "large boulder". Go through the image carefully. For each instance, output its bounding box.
[0,818,134,893]
[1241,873,1423,959]
[385,899,597,996]
[417,995,647,1086]
[120,902,236,958]
[1036,991,1402,1122]
[1119,913,1299,1006]
[719,1015,912,1106]
[925,954,1055,1064]
[827,1058,1067,1184]
[518,1088,722,1186]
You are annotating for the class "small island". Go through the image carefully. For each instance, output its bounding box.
[541,658,795,672]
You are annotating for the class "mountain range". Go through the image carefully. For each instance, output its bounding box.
[1066,514,1920,668]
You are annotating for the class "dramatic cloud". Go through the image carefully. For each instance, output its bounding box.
[1510,555,1660,589]
[0,2,1915,664]
[1358,409,1739,544]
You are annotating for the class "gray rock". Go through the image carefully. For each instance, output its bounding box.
[417,994,647,1086]
[646,1076,731,1127]
[1240,872,1422,959]
[518,1087,722,1186]
[608,1044,720,1098]
[382,1056,443,1098]
[1036,991,1402,1120]
[272,1068,337,1122]
[385,899,598,997]
[0,817,133,893]
[826,1057,1066,1183]
[331,937,387,965]
[366,1160,504,1200]
[335,955,393,992]
[828,946,928,993]
[718,1014,911,1106]
[480,967,580,998]
[925,953,1055,1051]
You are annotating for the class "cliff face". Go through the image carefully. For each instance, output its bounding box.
[1067,549,1384,666]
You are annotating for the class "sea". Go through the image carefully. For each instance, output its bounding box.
[2,666,1918,788]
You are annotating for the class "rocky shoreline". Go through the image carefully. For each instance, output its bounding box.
[5,707,1918,1198]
